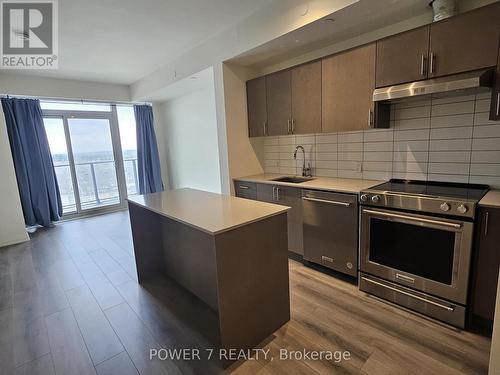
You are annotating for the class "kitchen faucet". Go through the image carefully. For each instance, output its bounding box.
[294,145,312,177]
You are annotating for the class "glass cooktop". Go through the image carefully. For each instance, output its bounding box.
[368,179,489,201]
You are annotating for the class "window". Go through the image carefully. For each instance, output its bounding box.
[42,101,139,216]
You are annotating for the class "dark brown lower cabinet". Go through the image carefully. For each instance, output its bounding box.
[470,206,500,333]
[234,181,303,255]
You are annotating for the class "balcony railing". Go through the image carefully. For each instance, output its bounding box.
[53,158,138,213]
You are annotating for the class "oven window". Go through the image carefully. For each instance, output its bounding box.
[369,218,455,284]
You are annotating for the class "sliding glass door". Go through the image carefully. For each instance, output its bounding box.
[42,103,138,217]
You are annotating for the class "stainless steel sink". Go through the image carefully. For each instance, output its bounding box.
[271,176,315,184]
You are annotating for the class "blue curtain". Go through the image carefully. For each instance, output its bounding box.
[134,105,164,194]
[1,98,62,227]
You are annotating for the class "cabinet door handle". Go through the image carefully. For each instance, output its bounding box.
[291,118,295,134]
[496,93,500,117]
[287,119,291,134]
[302,196,351,207]
[238,185,249,190]
[263,121,267,136]
[429,52,435,74]
[272,186,276,200]
[368,109,374,128]
[420,54,427,76]
[276,187,280,201]
[484,211,489,236]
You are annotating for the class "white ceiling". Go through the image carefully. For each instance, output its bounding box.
[1,0,272,85]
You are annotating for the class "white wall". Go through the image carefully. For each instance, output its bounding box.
[0,107,29,247]
[161,86,221,193]
[0,73,130,101]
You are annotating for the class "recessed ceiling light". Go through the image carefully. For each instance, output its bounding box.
[324,18,335,23]
[190,76,198,80]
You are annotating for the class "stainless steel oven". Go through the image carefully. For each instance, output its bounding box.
[360,207,473,305]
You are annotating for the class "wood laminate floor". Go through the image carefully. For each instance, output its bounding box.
[0,211,491,375]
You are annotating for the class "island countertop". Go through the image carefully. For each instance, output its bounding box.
[127,188,289,235]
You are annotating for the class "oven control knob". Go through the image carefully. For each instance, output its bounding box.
[360,194,369,202]
[457,204,468,214]
[440,202,451,212]
[371,195,380,203]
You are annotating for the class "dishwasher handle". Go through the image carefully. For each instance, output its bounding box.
[302,196,351,207]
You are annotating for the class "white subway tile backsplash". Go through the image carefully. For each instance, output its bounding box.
[428,163,469,175]
[363,151,393,162]
[472,138,500,151]
[316,143,338,152]
[315,152,337,161]
[393,117,430,130]
[263,137,279,146]
[475,98,491,113]
[474,111,500,126]
[394,151,429,163]
[430,126,473,140]
[430,113,473,128]
[338,152,363,161]
[429,139,471,151]
[258,93,500,187]
[394,106,431,120]
[394,129,430,141]
[363,161,393,172]
[431,94,476,106]
[393,161,427,174]
[338,143,363,152]
[315,133,337,143]
[316,160,338,170]
[431,101,475,116]
[471,151,500,163]
[363,129,394,142]
[394,140,429,152]
[364,141,393,152]
[470,164,500,177]
[473,124,500,138]
[429,151,471,163]
[338,131,363,143]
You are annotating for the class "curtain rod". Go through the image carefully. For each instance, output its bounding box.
[0,94,152,107]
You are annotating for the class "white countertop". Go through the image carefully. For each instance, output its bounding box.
[479,190,500,208]
[127,188,289,235]
[234,173,382,194]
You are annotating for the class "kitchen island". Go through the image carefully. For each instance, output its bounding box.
[127,188,290,355]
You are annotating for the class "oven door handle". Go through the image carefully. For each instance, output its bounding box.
[363,209,462,230]
[361,277,455,312]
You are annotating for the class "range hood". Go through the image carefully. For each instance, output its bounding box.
[373,68,494,102]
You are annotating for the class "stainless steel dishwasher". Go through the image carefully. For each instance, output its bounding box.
[302,189,358,277]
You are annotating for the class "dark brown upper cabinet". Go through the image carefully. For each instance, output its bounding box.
[376,2,500,87]
[322,43,385,132]
[266,70,292,136]
[490,36,500,121]
[428,2,500,78]
[376,26,430,88]
[291,61,322,134]
[246,76,267,137]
